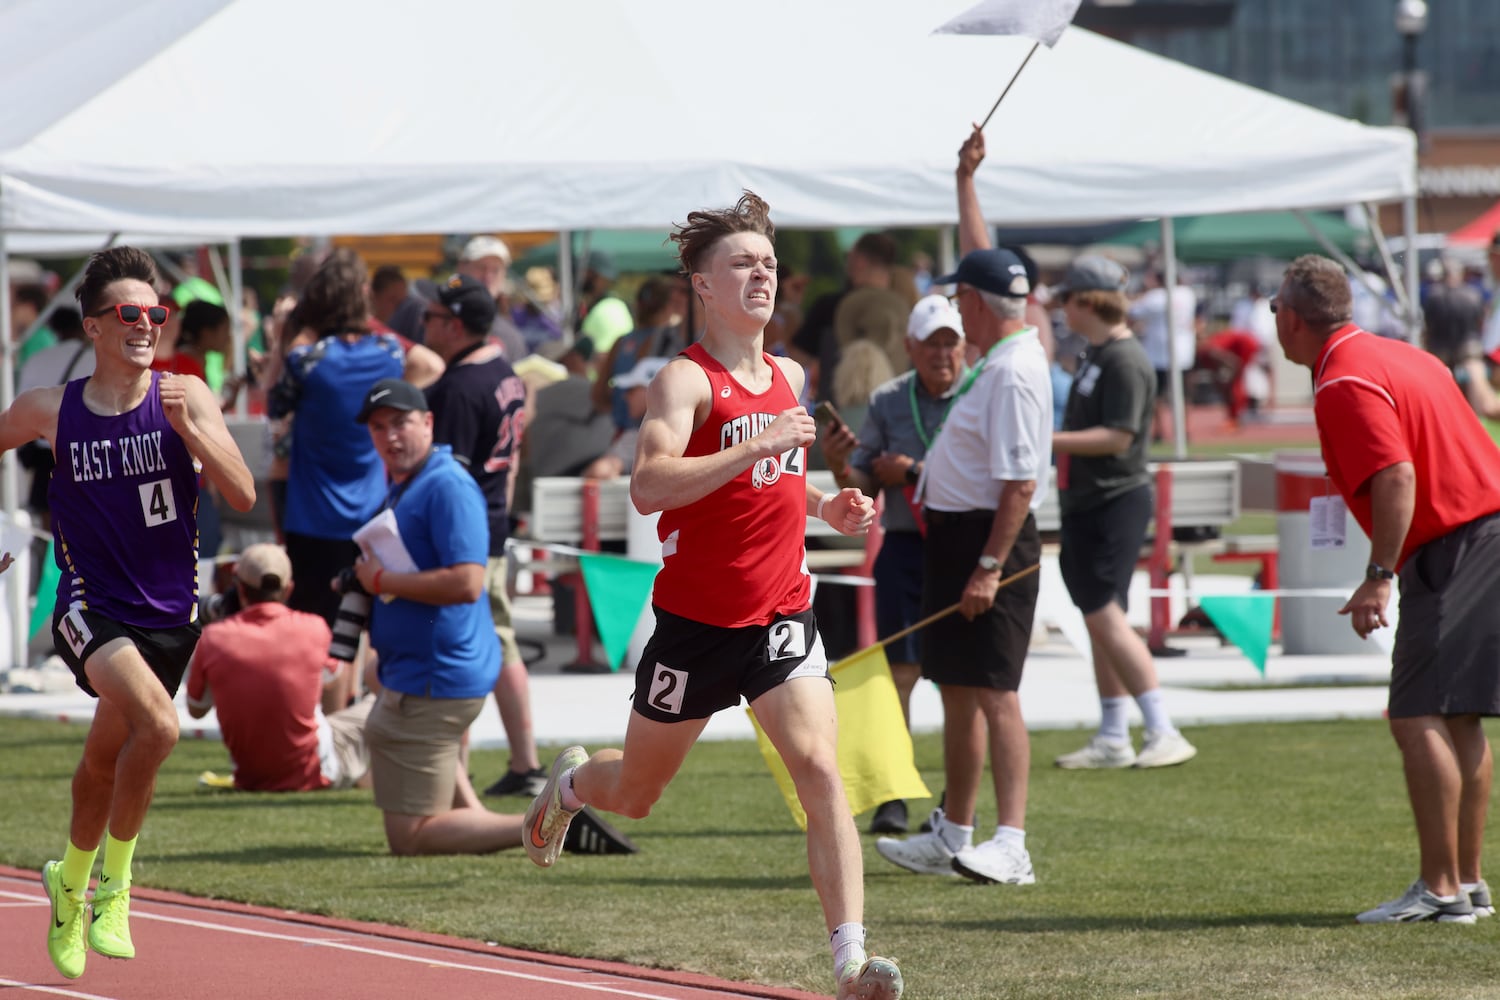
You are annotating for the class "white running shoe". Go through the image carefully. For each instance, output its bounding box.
[1470,879,1495,917]
[836,955,904,999]
[1133,729,1197,769]
[1356,879,1477,924]
[875,809,960,876]
[951,837,1036,885]
[1054,735,1136,769]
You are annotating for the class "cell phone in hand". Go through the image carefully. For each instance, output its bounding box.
[814,401,845,432]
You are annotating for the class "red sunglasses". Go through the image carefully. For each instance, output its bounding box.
[91,303,171,326]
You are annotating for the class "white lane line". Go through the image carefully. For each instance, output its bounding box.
[0,977,120,999]
[0,885,722,1000]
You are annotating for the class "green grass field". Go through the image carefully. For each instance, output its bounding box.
[5,716,1500,998]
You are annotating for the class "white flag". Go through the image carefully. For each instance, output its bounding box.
[932,0,1083,47]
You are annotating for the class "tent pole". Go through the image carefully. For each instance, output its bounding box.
[1291,210,1392,314]
[228,239,246,417]
[0,232,26,672]
[1160,219,1186,459]
[1401,193,1421,343]
[557,229,575,339]
[1360,201,1410,322]
[937,225,957,281]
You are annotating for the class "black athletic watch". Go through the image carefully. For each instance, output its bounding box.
[1365,562,1395,582]
[905,462,921,485]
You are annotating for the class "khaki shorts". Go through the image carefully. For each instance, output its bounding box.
[485,555,522,667]
[365,690,485,815]
[318,694,374,790]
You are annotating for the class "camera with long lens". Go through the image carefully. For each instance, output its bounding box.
[328,567,373,663]
[200,586,242,624]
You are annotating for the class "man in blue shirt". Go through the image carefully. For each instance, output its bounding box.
[352,379,633,856]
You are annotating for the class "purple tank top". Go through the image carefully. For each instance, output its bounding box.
[49,373,202,627]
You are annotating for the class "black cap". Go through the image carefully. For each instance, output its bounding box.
[933,247,1031,299]
[434,273,497,334]
[356,378,429,423]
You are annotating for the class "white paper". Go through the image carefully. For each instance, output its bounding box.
[1309,495,1347,550]
[353,509,419,579]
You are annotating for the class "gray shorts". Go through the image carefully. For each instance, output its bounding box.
[1390,512,1500,718]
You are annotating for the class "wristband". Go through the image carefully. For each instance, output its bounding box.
[373,569,384,595]
[816,494,832,521]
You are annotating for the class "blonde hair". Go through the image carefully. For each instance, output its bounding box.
[832,340,896,410]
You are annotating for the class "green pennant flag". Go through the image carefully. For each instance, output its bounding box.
[577,553,659,672]
[1199,594,1276,675]
[29,540,60,640]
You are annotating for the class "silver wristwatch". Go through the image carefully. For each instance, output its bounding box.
[977,554,1002,572]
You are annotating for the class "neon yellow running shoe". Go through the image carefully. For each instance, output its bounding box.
[87,881,135,959]
[42,860,88,979]
[837,956,904,1000]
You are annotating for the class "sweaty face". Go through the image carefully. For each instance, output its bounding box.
[86,279,161,370]
[696,232,777,329]
[367,408,434,480]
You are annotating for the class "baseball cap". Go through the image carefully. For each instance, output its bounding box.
[434,273,498,333]
[932,247,1031,298]
[1054,255,1129,295]
[356,378,429,423]
[906,294,965,342]
[459,235,511,265]
[235,543,292,592]
[613,356,670,390]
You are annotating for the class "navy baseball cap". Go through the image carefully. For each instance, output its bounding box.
[433,273,497,333]
[933,247,1031,299]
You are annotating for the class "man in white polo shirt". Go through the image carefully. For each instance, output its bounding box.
[874,247,1052,886]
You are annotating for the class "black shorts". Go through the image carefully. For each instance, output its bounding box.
[874,531,924,665]
[53,605,201,700]
[1390,512,1500,719]
[632,606,830,723]
[1059,485,1153,615]
[920,509,1040,691]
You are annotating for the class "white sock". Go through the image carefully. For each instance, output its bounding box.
[994,825,1026,849]
[1098,696,1131,743]
[937,816,974,854]
[1136,688,1176,735]
[559,767,585,811]
[830,922,866,976]
[1462,881,1482,892]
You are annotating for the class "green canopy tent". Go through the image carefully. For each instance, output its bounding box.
[516,231,679,275]
[1105,210,1372,263]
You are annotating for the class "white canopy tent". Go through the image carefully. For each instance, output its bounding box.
[0,0,1418,670]
[1,0,1415,234]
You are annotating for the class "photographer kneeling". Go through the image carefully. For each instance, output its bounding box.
[187,543,372,791]
[353,379,633,857]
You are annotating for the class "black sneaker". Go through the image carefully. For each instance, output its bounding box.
[563,807,639,855]
[483,767,548,798]
[869,799,909,835]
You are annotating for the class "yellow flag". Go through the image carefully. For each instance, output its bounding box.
[747,645,931,831]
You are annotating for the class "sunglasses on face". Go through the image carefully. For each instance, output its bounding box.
[92,303,170,326]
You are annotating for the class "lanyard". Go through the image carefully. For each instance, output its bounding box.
[384,449,434,512]
[908,372,960,450]
[924,326,1035,445]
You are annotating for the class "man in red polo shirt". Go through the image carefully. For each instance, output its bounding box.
[1276,254,1500,925]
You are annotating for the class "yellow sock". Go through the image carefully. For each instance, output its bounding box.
[59,842,97,898]
[99,834,137,893]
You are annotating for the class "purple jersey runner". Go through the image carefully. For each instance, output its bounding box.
[49,372,202,628]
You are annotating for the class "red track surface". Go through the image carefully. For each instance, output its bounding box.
[0,867,825,1000]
